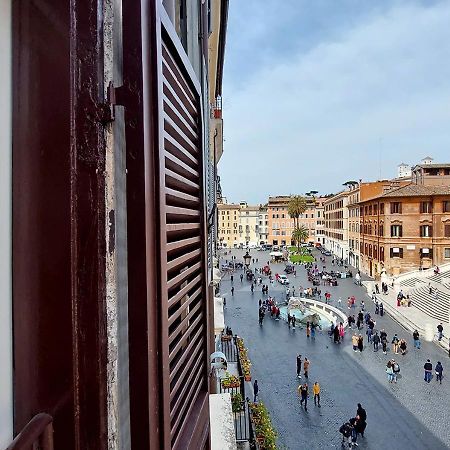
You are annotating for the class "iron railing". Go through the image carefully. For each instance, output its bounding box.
[6,413,53,450]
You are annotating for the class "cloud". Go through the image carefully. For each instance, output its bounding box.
[219,1,450,203]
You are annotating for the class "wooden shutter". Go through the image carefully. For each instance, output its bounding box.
[157,16,209,450]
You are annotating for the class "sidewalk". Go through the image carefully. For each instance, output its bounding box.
[363,279,449,352]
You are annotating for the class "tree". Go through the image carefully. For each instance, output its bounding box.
[288,195,307,230]
[292,225,309,253]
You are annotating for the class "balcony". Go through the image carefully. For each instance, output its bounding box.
[6,413,53,450]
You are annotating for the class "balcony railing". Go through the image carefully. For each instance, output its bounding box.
[6,413,53,450]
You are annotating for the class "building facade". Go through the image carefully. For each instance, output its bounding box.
[238,203,260,245]
[359,184,450,277]
[218,202,240,248]
[5,1,228,449]
[267,196,317,246]
[347,185,361,269]
[314,197,326,246]
[258,206,269,244]
[324,191,350,261]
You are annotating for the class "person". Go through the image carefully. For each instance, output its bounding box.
[375,300,379,315]
[380,330,388,354]
[250,283,254,293]
[373,332,380,352]
[435,361,443,384]
[231,286,234,296]
[333,324,340,344]
[306,322,311,338]
[379,302,384,316]
[240,273,243,282]
[392,360,400,383]
[339,322,345,341]
[296,354,302,379]
[357,335,364,352]
[356,403,367,438]
[386,361,394,383]
[352,334,359,352]
[287,312,291,329]
[339,422,353,449]
[253,380,259,402]
[299,383,308,411]
[392,334,399,354]
[311,323,316,339]
[313,381,321,407]
[338,296,342,308]
[400,339,407,356]
[230,274,234,283]
[375,283,380,294]
[424,359,433,383]
[303,357,310,379]
[258,307,264,326]
[361,300,365,311]
[413,330,421,349]
[437,323,444,341]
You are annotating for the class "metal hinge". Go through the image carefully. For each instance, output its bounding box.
[99,81,129,124]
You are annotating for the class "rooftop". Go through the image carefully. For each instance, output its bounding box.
[381,183,450,198]
[413,163,450,169]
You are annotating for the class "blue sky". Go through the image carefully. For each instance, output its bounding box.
[218,0,450,204]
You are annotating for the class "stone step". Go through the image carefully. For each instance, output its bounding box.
[411,286,450,322]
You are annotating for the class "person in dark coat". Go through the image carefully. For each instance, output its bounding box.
[357,335,364,352]
[333,324,340,344]
[296,354,302,378]
[253,380,259,402]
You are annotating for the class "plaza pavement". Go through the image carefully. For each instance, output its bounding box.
[220,248,450,450]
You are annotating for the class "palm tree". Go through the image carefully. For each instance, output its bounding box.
[288,195,307,230]
[292,225,309,253]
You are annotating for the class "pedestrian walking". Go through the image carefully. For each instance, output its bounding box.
[313,381,321,407]
[392,360,400,383]
[231,275,234,283]
[352,334,359,352]
[339,322,345,341]
[386,361,394,383]
[231,286,234,296]
[253,380,259,402]
[311,323,316,339]
[424,359,433,383]
[413,330,421,349]
[355,403,367,437]
[399,339,407,355]
[298,383,308,411]
[392,334,399,354]
[357,335,364,352]
[373,332,380,352]
[435,361,443,384]
[437,323,444,341]
[380,330,388,354]
[379,302,384,316]
[338,296,342,308]
[296,354,302,379]
[303,357,310,379]
[306,322,311,338]
[240,273,243,282]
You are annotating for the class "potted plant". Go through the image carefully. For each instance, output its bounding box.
[221,372,240,389]
[236,337,252,381]
[231,393,243,413]
[250,402,278,449]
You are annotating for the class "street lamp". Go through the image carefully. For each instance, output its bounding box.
[243,251,251,270]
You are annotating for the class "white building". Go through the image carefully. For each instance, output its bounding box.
[397,162,411,179]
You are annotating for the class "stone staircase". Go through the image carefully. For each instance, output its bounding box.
[411,285,450,323]
[399,277,423,288]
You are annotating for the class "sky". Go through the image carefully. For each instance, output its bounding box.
[218,0,450,204]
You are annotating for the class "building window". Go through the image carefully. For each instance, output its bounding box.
[380,247,385,261]
[379,224,384,236]
[390,202,402,214]
[445,248,450,259]
[445,224,450,237]
[391,225,402,237]
[420,248,432,258]
[443,201,450,213]
[420,202,433,213]
[390,247,403,258]
[374,204,378,215]
[420,225,432,237]
[380,203,384,214]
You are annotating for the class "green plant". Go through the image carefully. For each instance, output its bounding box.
[236,337,252,379]
[250,402,278,449]
[231,393,243,413]
[221,372,240,389]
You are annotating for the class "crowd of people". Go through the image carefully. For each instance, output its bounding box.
[220,247,448,448]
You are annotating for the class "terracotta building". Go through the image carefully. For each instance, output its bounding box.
[360,179,450,277]
[267,196,317,246]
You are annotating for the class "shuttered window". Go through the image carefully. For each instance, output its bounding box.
[160,37,208,448]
